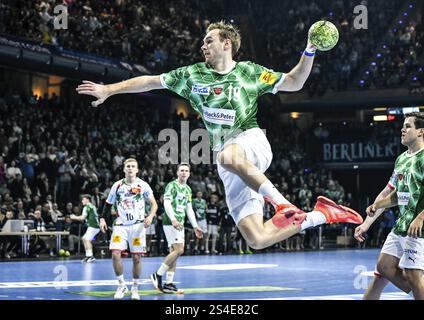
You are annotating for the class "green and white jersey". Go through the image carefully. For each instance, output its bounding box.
[388,147,424,237]
[160,61,284,150]
[163,179,192,225]
[82,203,99,228]
[106,177,153,226]
[192,198,207,220]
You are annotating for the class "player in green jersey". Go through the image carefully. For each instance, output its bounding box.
[363,112,424,300]
[70,194,101,263]
[151,163,203,293]
[77,21,362,252]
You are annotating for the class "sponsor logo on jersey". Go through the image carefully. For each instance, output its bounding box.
[132,237,141,246]
[112,235,121,243]
[408,256,416,263]
[213,87,223,95]
[131,187,142,194]
[259,70,277,85]
[192,85,210,95]
[176,193,186,201]
[404,249,418,255]
[397,192,410,206]
[202,106,236,126]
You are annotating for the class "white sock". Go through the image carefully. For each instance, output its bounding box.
[86,249,93,257]
[117,274,125,285]
[133,278,139,287]
[166,271,175,284]
[300,211,327,231]
[258,180,290,206]
[157,263,169,276]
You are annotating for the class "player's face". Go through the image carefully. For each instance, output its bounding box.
[401,117,424,147]
[81,198,88,206]
[124,162,139,177]
[201,29,228,64]
[177,165,190,182]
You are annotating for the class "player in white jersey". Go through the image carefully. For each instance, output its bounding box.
[100,158,158,300]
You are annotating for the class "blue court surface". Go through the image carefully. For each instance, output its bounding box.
[0,249,411,300]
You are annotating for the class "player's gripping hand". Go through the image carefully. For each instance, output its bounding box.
[305,40,317,54]
[194,227,203,239]
[99,218,108,233]
[76,80,110,107]
[354,224,368,242]
[366,204,377,217]
[171,219,183,231]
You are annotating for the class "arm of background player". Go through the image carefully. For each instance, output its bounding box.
[164,199,182,230]
[354,185,393,241]
[187,203,203,239]
[144,195,158,227]
[70,207,87,222]
[365,185,394,222]
[76,75,163,107]
[370,189,398,212]
[99,202,112,233]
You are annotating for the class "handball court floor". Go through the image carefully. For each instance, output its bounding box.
[0,249,412,300]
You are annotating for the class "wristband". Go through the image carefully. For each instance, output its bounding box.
[304,50,315,57]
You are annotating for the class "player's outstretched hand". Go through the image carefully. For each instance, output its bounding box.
[194,227,203,239]
[306,40,317,54]
[354,224,368,242]
[99,218,108,233]
[76,80,109,107]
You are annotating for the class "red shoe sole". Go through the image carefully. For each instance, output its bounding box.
[316,196,363,224]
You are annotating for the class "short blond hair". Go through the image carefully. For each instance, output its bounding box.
[206,21,241,57]
[124,158,138,167]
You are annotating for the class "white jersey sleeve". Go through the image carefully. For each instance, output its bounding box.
[388,170,397,190]
[142,182,154,199]
[106,180,121,205]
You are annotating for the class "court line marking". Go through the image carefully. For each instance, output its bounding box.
[0,279,152,289]
[251,291,411,300]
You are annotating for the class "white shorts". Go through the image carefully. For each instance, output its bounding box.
[163,225,185,247]
[208,224,218,236]
[217,128,272,225]
[198,219,208,233]
[109,223,146,253]
[381,231,424,270]
[82,227,100,241]
[145,223,156,235]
